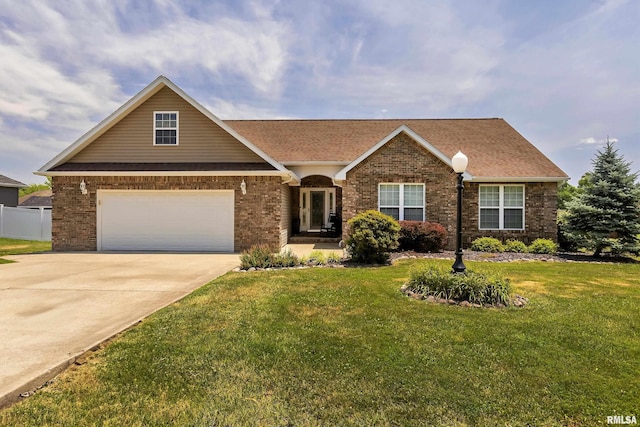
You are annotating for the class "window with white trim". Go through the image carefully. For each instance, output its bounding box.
[154,111,178,145]
[479,185,524,230]
[379,183,425,221]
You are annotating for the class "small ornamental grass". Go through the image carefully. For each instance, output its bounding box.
[405,264,512,306]
[240,245,301,269]
[240,246,342,269]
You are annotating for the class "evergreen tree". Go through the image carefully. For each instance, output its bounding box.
[565,140,640,256]
[557,181,578,210]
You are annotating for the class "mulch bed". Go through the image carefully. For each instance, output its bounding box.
[390,250,639,264]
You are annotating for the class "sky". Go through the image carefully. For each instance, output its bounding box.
[0,0,638,186]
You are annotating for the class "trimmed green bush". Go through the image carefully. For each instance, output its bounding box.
[470,237,504,253]
[504,239,528,253]
[398,221,447,253]
[346,210,401,264]
[528,238,558,254]
[405,264,512,306]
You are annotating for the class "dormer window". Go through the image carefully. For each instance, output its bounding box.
[154,111,178,145]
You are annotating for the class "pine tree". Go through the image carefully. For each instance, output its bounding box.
[565,140,640,256]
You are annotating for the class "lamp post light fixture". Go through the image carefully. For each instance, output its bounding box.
[451,151,468,274]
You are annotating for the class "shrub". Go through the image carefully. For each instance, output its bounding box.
[504,239,528,253]
[240,245,301,269]
[346,210,401,264]
[405,264,511,306]
[240,244,276,269]
[273,248,300,267]
[528,238,558,254]
[398,221,447,253]
[470,237,504,253]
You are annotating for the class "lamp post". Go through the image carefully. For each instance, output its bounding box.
[451,151,468,274]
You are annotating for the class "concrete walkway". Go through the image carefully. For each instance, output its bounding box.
[0,252,238,407]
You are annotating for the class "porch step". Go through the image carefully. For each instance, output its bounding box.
[289,235,342,244]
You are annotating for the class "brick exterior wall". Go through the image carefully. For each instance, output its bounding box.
[343,133,459,247]
[342,132,559,249]
[462,182,559,246]
[52,175,284,252]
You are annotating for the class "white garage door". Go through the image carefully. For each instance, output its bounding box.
[98,190,234,252]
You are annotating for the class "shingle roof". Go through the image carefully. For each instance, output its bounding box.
[19,190,52,207]
[0,174,26,187]
[226,118,568,179]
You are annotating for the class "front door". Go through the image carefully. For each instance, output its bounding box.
[300,188,336,232]
[310,191,325,229]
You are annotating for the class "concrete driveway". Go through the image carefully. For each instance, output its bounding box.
[0,252,239,407]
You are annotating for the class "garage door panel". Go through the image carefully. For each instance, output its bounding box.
[99,191,234,252]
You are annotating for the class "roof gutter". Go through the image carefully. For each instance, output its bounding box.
[470,176,569,183]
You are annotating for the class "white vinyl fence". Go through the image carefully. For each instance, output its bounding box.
[0,205,52,241]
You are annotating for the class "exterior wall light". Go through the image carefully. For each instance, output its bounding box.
[80,179,88,195]
[240,179,247,195]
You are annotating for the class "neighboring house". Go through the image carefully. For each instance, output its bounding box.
[36,76,568,252]
[19,189,52,209]
[0,174,26,207]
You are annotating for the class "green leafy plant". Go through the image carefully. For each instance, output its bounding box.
[528,238,558,254]
[346,210,401,264]
[398,221,447,253]
[470,237,504,253]
[504,239,528,253]
[405,264,512,305]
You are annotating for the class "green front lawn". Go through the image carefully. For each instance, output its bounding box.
[1,259,638,426]
[0,238,51,263]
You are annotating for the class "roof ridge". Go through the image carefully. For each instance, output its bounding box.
[226,118,503,122]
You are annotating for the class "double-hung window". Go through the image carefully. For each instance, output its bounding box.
[479,185,524,230]
[154,111,178,145]
[379,183,425,221]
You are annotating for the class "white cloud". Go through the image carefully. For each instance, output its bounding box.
[204,98,292,120]
[579,137,618,146]
[280,0,505,115]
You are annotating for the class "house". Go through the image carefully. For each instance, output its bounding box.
[19,189,52,209]
[36,76,568,252]
[0,174,26,207]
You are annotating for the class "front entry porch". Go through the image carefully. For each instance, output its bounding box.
[290,175,342,242]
